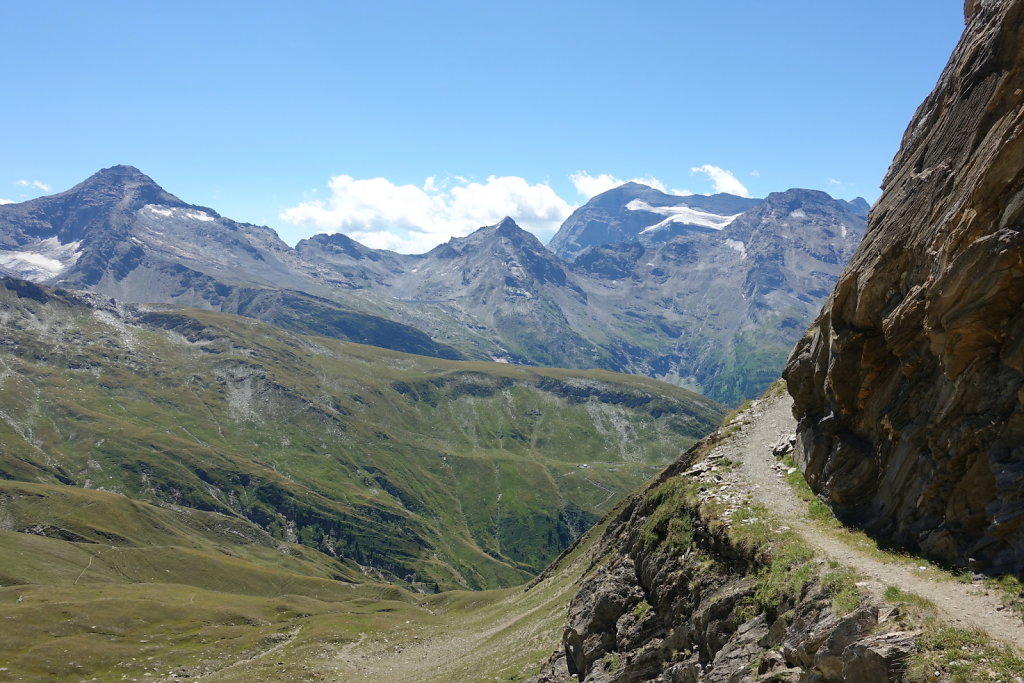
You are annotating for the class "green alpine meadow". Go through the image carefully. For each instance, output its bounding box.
[0,280,722,591]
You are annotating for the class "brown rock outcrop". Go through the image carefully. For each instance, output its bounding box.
[785,0,1024,574]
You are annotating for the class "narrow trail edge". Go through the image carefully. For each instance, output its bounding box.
[722,393,1024,650]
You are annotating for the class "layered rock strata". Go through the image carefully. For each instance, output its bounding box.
[785,0,1024,573]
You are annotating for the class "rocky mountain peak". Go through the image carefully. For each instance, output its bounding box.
[64,164,190,213]
[584,181,667,208]
[295,231,384,262]
[431,217,545,257]
[483,216,538,244]
[0,164,192,253]
[493,215,520,232]
[549,182,762,259]
[722,188,866,247]
[82,164,155,185]
[752,188,853,214]
[845,196,871,217]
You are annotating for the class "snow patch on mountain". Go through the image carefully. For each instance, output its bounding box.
[724,239,747,259]
[143,205,216,222]
[628,200,741,232]
[184,209,215,222]
[0,237,83,280]
[145,206,174,218]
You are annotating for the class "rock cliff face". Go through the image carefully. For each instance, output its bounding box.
[785,0,1024,574]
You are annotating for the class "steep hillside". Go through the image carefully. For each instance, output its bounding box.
[0,277,723,590]
[786,0,1024,575]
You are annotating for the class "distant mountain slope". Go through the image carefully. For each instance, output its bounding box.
[0,277,723,589]
[0,168,866,403]
[291,200,865,403]
[384,218,606,368]
[547,182,762,259]
[0,165,462,360]
[563,188,867,403]
[0,165,296,291]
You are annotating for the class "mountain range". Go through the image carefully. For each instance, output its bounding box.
[0,166,867,404]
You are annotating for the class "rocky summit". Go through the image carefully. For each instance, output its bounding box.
[786,0,1024,574]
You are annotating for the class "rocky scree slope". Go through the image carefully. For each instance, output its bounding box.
[785,0,1024,575]
[0,277,723,589]
[0,169,864,404]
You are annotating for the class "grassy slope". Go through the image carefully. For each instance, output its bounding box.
[0,281,723,590]
[0,479,404,680]
[0,480,614,681]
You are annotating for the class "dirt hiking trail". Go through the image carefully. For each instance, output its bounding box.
[717,393,1024,650]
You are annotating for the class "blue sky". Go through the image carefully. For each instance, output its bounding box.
[3,1,964,252]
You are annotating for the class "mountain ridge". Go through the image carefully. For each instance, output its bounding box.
[0,169,866,403]
[548,182,763,259]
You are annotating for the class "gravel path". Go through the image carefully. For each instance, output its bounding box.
[719,393,1024,650]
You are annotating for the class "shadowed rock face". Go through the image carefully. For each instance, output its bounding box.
[785,0,1024,574]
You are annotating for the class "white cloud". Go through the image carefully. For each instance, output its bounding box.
[690,165,750,197]
[750,170,761,177]
[829,177,842,185]
[569,171,672,199]
[280,174,575,254]
[0,198,13,205]
[15,179,50,192]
